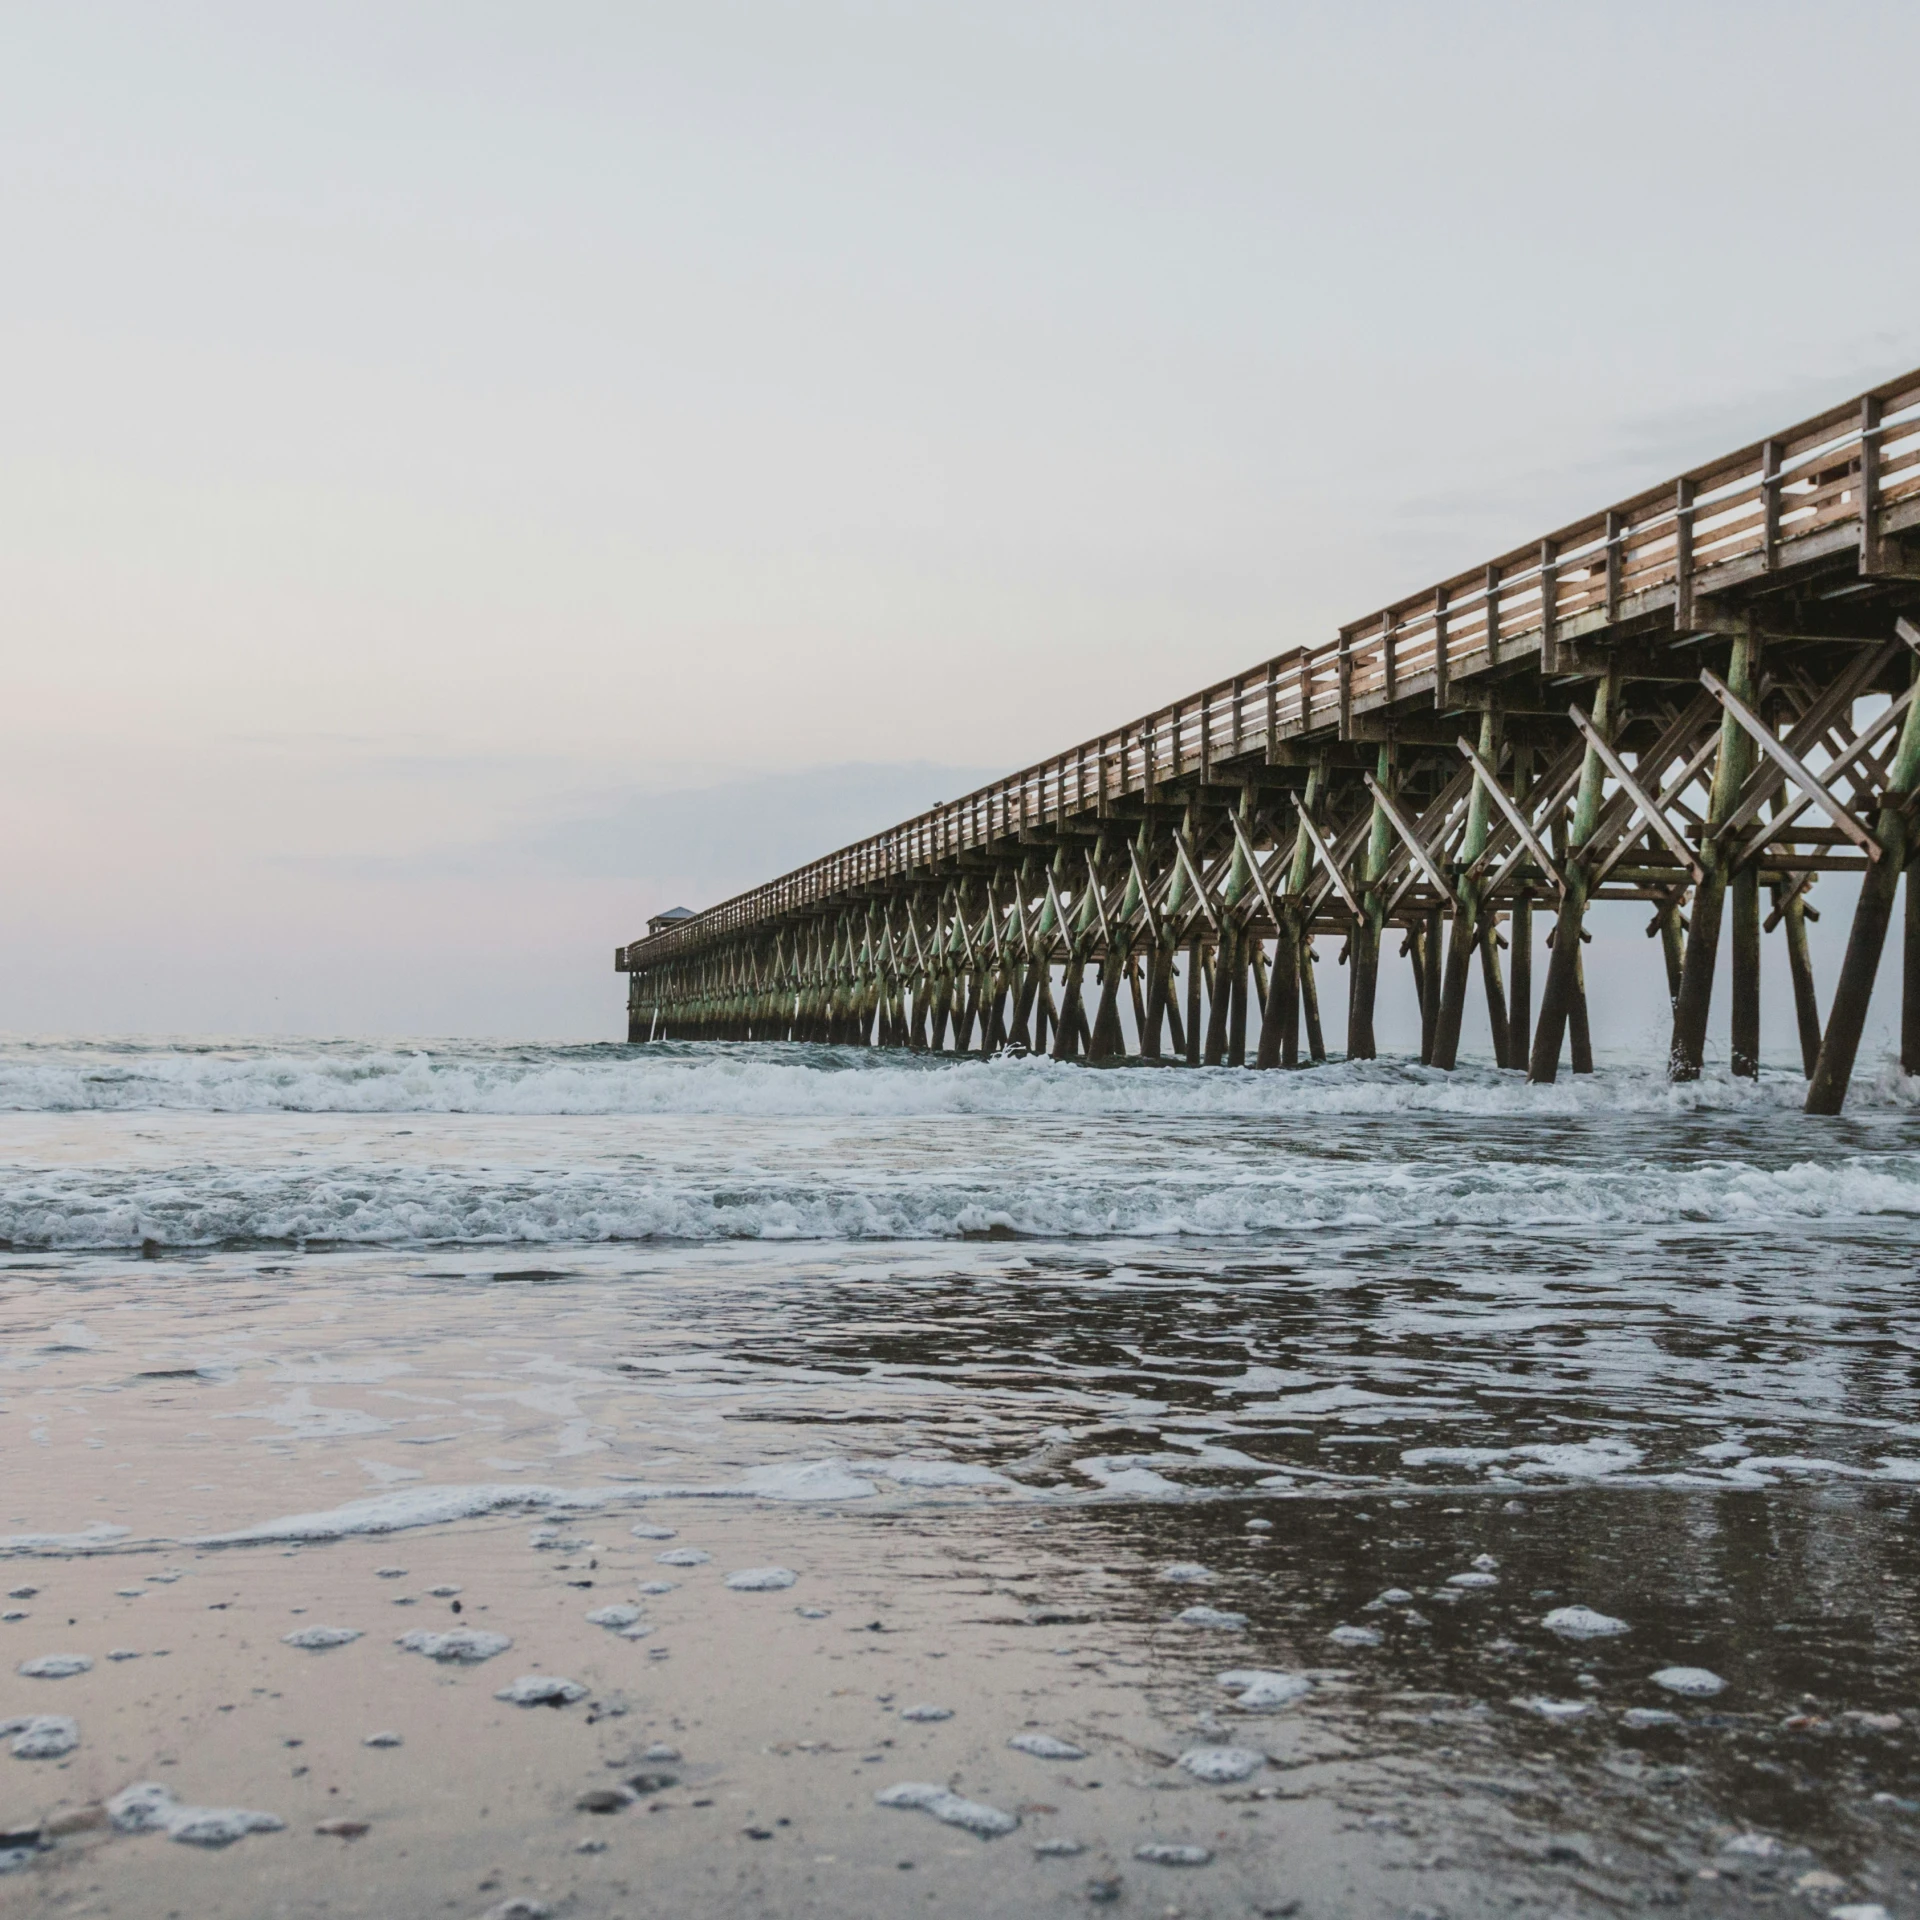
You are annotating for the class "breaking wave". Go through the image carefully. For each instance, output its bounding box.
[6,1145,1920,1250]
[4,1036,1918,1118]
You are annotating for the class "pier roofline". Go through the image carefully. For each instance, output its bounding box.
[617,367,1920,1111]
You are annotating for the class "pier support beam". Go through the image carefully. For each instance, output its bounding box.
[1531,665,1618,1084]
[1809,645,1920,1112]
[1671,626,1761,1080]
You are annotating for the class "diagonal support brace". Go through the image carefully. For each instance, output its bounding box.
[1568,704,1704,884]
[1700,668,1881,859]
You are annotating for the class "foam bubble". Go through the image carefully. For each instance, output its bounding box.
[1216,1669,1311,1711]
[1174,1606,1247,1631]
[396,1629,510,1663]
[1543,1606,1629,1640]
[1009,1733,1086,1760]
[281,1626,362,1651]
[1518,1697,1594,1722]
[724,1567,796,1591]
[1177,1746,1264,1783]
[586,1605,643,1630]
[1,1714,79,1758]
[18,1654,91,1678]
[494,1675,586,1706]
[1652,1666,1725,1696]
[875,1781,1018,1837]
[107,1782,283,1847]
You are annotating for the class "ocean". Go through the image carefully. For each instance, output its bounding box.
[2,1037,1918,1916]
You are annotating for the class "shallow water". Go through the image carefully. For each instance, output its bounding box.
[3,1038,1919,1914]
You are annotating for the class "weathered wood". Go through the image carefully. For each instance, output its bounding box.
[1730,864,1760,1078]
[1477,918,1510,1069]
[1432,712,1499,1070]
[1184,942,1204,1067]
[1300,934,1327,1064]
[1808,641,1920,1113]
[1569,943,1594,1075]
[1530,663,1618,1084]
[1420,910,1442,1065]
[1777,882,1821,1077]
[1671,625,1762,1081]
[1906,866,1920,1079]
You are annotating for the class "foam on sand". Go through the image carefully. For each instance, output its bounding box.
[281,1626,363,1650]
[874,1781,1019,1837]
[1217,1669,1312,1711]
[1172,1606,1246,1631]
[1542,1606,1630,1639]
[724,1567,796,1591]
[396,1629,510,1663]
[1177,1746,1265,1782]
[493,1675,586,1706]
[1652,1666,1725,1696]
[2,1714,79,1758]
[0,1524,130,1553]
[107,1782,284,1848]
[1009,1733,1086,1760]
[17,1654,91,1678]
[585,1604,643,1630]
[1518,1697,1595,1721]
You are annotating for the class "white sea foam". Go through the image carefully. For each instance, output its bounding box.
[1,1714,79,1758]
[1217,1669,1312,1711]
[1178,1745,1265,1782]
[14,1142,1919,1251]
[0,1524,130,1553]
[1173,1606,1247,1630]
[397,1628,511,1663]
[9,1039,1891,1119]
[106,1782,283,1847]
[281,1626,362,1650]
[875,1781,1019,1837]
[1652,1666,1725,1696]
[9,1043,1920,1253]
[494,1674,586,1706]
[1543,1606,1630,1640]
[725,1567,797,1591]
[18,1654,91,1678]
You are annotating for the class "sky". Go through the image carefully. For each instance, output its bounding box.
[3,2,1919,1049]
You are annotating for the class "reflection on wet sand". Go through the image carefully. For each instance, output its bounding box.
[2,1229,1918,1914]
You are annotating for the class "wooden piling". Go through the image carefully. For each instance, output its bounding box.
[1671,626,1761,1080]
[1777,884,1821,1078]
[1530,664,1618,1083]
[1807,654,1920,1112]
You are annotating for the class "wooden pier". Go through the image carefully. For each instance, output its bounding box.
[617,369,1920,1111]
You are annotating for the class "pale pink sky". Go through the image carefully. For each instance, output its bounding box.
[4,3,1917,1042]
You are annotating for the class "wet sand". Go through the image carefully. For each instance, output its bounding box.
[6,1484,1920,1918]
